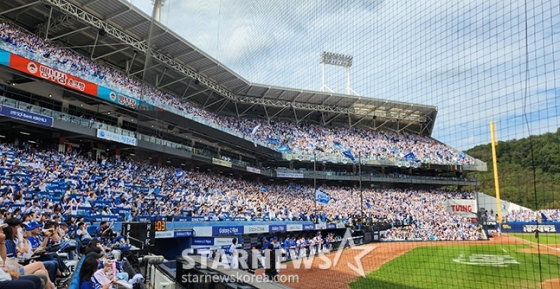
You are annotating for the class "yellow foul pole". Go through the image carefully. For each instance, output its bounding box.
[490,121,502,226]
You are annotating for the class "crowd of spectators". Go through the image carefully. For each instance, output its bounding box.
[0,141,484,243]
[0,22,476,166]
[503,209,560,223]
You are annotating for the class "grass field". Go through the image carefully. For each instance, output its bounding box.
[508,233,560,245]
[350,244,560,289]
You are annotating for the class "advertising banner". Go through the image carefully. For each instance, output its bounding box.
[501,222,559,233]
[244,225,269,234]
[97,129,137,146]
[8,53,98,96]
[97,86,160,111]
[277,172,304,178]
[446,199,477,217]
[212,158,232,168]
[0,105,53,127]
[212,226,243,236]
[246,166,261,174]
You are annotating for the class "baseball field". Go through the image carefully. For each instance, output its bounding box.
[273,234,560,289]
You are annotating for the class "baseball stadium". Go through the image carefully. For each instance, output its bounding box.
[0,1,558,289]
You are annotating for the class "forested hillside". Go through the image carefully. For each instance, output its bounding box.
[465,128,560,210]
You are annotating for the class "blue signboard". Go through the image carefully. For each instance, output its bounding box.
[326,223,337,229]
[0,105,53,127]
[192,237,214,246]
[212,226,243,236]
[501,222,559,233]
[175,230,194,238]
[269,225,286,233]
[302,224,315,231]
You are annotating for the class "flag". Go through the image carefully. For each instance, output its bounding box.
[277,144,291,153]
[541,212,548,222]
[404,152,417,161]
[333,141,344,150]
[251,125,260,147]
[251,124,261,136]
[174,169,184,178]
[267,138,280,145]
[307,142,316,151]
[342,149,355,162]
[315,189,330,204]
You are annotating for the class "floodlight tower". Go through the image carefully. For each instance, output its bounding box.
[150,0,165,22]
[320,51,354,95]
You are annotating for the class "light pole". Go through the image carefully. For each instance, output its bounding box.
[359,153,363,230]
[320,51,354,95]
[313,152,317,224]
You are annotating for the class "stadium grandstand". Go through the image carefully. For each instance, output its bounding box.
[0,1,557,289]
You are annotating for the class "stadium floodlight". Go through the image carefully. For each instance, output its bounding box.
[320,51,357,95]
[320,51,353,68]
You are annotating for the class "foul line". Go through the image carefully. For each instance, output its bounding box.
[505,234,560,251]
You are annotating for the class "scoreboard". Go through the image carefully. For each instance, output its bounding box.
[121,222,156,251]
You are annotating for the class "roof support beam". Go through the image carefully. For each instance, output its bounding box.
[0,1,40,16]
[262,105,269,121]
[93,46,128,60]
[105,7,131,21]
[183,88,209,100]
[270,107,286,119]
[215,99,229,115]
[44,6,54,40]
[159,76,189,89]
[350,114,370,128]
[202,92,215,108]
[203,96,226,110]
[181,79,194,97]
[126,51,137,75]
[156,68,168,87]
[129,63,163,76]
[239,104,256,116]
[292,106,299,124]
[48,26,89,41]
[90,30,99,59]
[299,110,315,122]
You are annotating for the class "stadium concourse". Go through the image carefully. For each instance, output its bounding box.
[0,21,476,166]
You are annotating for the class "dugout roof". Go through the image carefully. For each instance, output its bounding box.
[0,0,438,135]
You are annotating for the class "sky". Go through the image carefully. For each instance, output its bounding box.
[129,0,560,151]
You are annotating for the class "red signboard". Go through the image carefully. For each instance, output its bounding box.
[9,54,98,96]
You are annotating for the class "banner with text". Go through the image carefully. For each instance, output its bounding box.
[246,166,261,174]
[212,158,232,168]
[276,172,304,178]
[0,105,53,127]
[501,222,559,233]
[97,87,160,111]
[97,129,137,146]
[7,52,98,96]
[446,199,477,217]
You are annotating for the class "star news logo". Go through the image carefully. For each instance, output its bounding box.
[181,229,376,277]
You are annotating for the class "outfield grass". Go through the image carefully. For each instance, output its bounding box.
[350,244,560,289]
[508,233,560,245]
